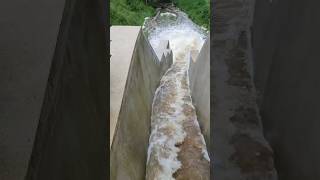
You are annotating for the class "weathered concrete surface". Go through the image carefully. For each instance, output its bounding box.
[110,26,141,146]
[189,38,210,145]
[212,0,278,179]
[25,0,108,179]
[0,0,65,179]
[252,1,320,179]
[110,30,172,180]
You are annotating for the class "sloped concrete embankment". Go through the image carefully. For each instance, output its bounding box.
[212,0,278,179]
[110,29,173,180]
[189,38,210,147]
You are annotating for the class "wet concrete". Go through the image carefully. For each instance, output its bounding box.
[212,0,278,179]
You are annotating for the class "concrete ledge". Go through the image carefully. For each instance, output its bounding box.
[110,26,141,146]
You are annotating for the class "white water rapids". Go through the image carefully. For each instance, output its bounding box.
[144,10,210,180]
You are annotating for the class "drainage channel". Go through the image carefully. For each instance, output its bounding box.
[143,8,210,180]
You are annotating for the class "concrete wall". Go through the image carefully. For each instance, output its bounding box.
[212,0,278,179]
[0,0,107,179]
[110,30,172,180]
[110,26,141,146]
[156,40,173,76]
[189,38,210,145]
[252,0,320,179]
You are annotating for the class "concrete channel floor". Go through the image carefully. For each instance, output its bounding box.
[110,26,141,147]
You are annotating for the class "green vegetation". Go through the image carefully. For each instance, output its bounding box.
[173,0,209,29]
[110,0,209,29]
[111,0,155,25]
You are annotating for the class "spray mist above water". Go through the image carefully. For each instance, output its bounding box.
[143,10,208,63]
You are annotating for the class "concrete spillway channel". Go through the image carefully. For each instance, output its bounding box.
[110,9,210,180]
[145,10,209,180]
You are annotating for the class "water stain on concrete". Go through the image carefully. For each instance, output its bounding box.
[230,134,275,175]
[230,106,259,127]
[225,32,252,91]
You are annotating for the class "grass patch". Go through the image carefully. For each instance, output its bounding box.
[173,0,209,29]
[111,0,156,25]
[110,0,209,29]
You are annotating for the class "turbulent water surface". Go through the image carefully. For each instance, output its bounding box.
[144,9,210,180]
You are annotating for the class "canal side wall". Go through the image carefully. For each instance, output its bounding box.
[110,29,172,180]
[189,38,210,146]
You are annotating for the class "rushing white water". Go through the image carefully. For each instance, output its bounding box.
[145,11,207,63]
[145,10,209,180]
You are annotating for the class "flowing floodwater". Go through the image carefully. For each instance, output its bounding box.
[144,9,210,180]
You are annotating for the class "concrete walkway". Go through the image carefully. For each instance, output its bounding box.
[110,26,141,147]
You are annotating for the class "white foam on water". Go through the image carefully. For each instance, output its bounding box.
[160,12,177,17]
[146,74,188,179]
[145,10,209,180]
[149,26,205,63]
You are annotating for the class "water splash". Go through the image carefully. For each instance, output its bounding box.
[145,9,210,180]
[144,10,207,62]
